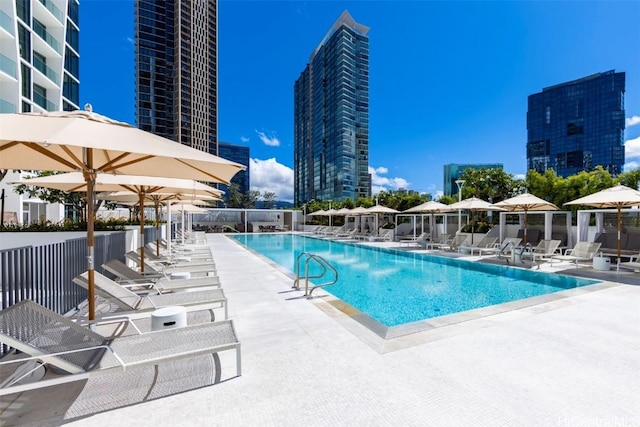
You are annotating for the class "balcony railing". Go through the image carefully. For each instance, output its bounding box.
[33,54,59,83]
[0,98,17,113]
[39,0,64,23]
[0,53,17,78]
[33,90,56,111]
[32,20,62,54]
[0,9,12,33]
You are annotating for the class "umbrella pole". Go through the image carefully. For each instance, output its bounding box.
[617,205,622,265]
[155,201,160,257]
[471,211,474,244]
[523,211,528,245]
[139,193,145,274]
[84,149,96,321]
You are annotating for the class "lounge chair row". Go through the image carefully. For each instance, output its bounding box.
[0,239,241,397]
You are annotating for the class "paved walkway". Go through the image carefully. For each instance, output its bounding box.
[2,234,639,426]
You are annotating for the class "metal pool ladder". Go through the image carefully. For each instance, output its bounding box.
[292,252,338,298]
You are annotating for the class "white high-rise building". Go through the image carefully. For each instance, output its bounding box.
[0,0,80,224]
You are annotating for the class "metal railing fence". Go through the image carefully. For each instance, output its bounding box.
[1,232,126,356]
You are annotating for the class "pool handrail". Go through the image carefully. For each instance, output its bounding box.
[292,252,339,298]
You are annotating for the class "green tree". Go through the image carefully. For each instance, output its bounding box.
[243,190,261,208]
[617,167,640,190]
[459,167,517,203]
[262,191,276,209]
[227,183,244,208]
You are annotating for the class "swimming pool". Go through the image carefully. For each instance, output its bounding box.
[231,234,598,330]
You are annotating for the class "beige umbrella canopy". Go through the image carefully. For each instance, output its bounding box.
[448,196,505,244]
[1,107,243,320]
[403,201,453,238]
[349,206,370,215]
[493,193,559,245]
[14,172,222,266]
[99,191,220,251]
[565,185,640,259]
[366,205,399,232]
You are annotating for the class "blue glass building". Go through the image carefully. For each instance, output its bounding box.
[135,0,218,155]
[527,70,626,177]
[217,142,250,197]
[294,11,371,206]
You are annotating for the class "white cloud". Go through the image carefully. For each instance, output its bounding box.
[626,116,640,127]
[513,173,527,180]
[240,136,250,143]
[368,166,409,194]
[255,130,280,147]
[625,136,640,159]
[249,158,293,202]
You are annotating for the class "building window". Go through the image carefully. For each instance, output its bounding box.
[545,106,550,124]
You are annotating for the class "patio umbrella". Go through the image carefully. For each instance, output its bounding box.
[1,107,243,320]
[448,197,505,244]
[14,172,222,268]
[565,185,640,260]
[349,206,369,215]
[403,201,453,239]
[366,205,399,234]
[493,193,559,245]
[97,191,221,253]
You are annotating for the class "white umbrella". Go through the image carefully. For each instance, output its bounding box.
[366,205,399,233]
[448,197,505,244]
[1,107,243,320]
[565,185,640,260]
[97,191,221,253]
[493,193,559,245]
[14,172,222,265]
[403,201,453,238]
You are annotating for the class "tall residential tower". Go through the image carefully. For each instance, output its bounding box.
[135,0,218,154]
[294,11,370,205]
[527,70,626,177]
[0,0,80,225]
[0,0,80,113]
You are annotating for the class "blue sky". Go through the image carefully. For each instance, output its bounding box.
[80,0,640,202]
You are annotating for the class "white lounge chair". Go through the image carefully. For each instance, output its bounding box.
[476,237,522,256]
[102,259,221,291]
[73,271,228,320]
[550,242,602,267]
[425,234,451,250]
[442,234,470,252]
[619,252,640,272]
[398,232,430,248]
[521,239,562,267]
[0,300,240,396]
[464,235,499,255]
[125,251,217,277]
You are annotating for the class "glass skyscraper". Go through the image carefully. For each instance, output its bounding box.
[294,10,370,206]
[527,70,626,177]
[0,0,80,113]
[135,0,218,154]
[218,142,250,196]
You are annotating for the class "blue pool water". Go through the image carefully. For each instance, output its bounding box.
[231,234,598,327]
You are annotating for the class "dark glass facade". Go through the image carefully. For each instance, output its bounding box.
[443,163,503,196]
[217,142,250,196]
[294,11,370,205]
[527,70,626,177]
[135,0,218,154]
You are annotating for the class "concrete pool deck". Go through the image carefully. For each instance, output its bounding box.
[1,233,639,426]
